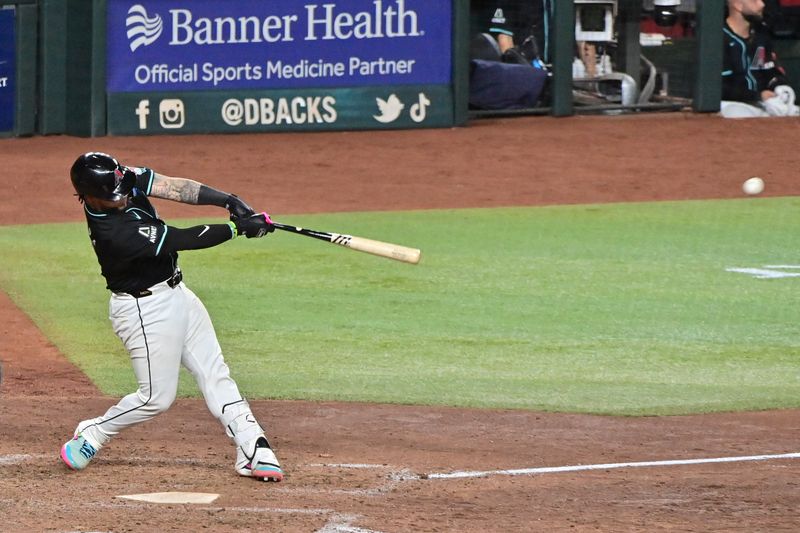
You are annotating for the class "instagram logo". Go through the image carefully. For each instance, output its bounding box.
[159,99,185,129]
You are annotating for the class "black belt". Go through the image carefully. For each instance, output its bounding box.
[116,270,182,299]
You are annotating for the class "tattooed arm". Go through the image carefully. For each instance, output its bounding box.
[149,172,255,217]
[149,173,202,204]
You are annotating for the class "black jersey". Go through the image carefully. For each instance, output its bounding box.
[83,167,178,293]
[722,21,789,103]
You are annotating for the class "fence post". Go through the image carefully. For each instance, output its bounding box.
[693,0,724,112]
[452,0,470,126]
[551,0,575,117]
[90,0,106,136]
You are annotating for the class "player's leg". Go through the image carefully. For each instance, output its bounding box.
[177,284,283,481]
[61,291,186,470]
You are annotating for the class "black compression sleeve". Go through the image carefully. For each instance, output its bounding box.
[197,185,231,207]
[159,223,236,254]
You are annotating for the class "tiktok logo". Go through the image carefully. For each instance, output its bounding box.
[410,93,431,123]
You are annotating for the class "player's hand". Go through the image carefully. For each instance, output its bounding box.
[233,212,275,238]
[225,194,255,219]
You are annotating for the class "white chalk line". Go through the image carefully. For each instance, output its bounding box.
[0,455,392,468]
[308,463,392,469]
[275,468,414,497]
[197,505,331,515]
[0,453,205,466]
[87,502,383,533]
[318,513,385,533]
[7,452,800,482]
[0,453,37,465]
[5,452,798,533]
[424,452,800,480]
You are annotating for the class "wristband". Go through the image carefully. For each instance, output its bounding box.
[198,185,230,207]
[227,220,238,239]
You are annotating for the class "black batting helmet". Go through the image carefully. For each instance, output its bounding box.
[70,152,136,201]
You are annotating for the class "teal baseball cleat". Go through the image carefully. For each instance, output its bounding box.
[60,434,98,470]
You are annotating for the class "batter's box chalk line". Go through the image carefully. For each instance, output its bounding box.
[317,513,386,533]
[421,451,800,480]
[0,453,37,465]
[278,464,414,497]
[7,451,799,483]
[308,462,394,469]
[81,502,386,533]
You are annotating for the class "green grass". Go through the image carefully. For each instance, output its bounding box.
[1,198,799,415]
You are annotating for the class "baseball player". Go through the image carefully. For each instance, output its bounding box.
[60,152,283,482]
[722,0,799,117]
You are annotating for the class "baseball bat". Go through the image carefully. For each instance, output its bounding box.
[271,221,421,265]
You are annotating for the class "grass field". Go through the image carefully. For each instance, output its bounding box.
[1,198,799,415]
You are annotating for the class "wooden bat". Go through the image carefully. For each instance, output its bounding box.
[271,220,421,265]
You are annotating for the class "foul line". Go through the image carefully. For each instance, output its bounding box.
[425,452,800,480]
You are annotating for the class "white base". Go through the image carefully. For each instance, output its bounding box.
[116,492,220,504]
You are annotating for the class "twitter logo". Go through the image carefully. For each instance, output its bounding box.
[373,94,404,123]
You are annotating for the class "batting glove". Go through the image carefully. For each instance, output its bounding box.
[233,212,274,239]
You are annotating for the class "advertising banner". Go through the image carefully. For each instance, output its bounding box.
[106,85,452,134]
[0,8,15,132]
[107,0,453,92]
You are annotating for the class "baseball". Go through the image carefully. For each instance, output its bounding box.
[743,177,764,195]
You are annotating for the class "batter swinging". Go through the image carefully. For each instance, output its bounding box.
[60,152,283,482]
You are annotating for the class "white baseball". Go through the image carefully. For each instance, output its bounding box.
[743,177,764,195]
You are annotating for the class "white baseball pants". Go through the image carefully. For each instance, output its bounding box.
[80,280,252,447]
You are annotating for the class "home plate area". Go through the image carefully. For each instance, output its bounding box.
[6,448,799,531]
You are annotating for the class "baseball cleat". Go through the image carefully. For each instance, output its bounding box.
[60,434,98,470]
[236,437,284,482]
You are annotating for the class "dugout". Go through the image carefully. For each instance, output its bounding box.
[636,0,800,108]
[467,0,724,117]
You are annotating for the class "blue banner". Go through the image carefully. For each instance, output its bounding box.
[107,0,452,93]
[0,8,15,132]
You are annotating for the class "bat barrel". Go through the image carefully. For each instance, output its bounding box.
[272,221,421,265]
[344,235,421,264]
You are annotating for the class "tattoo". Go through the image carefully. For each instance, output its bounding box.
[150,175,201,204]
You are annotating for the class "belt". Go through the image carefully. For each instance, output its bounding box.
[115,270,182,299]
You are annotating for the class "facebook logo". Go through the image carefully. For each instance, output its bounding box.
[136,99,149,129]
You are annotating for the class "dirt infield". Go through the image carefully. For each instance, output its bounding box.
[1,113,799,532]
